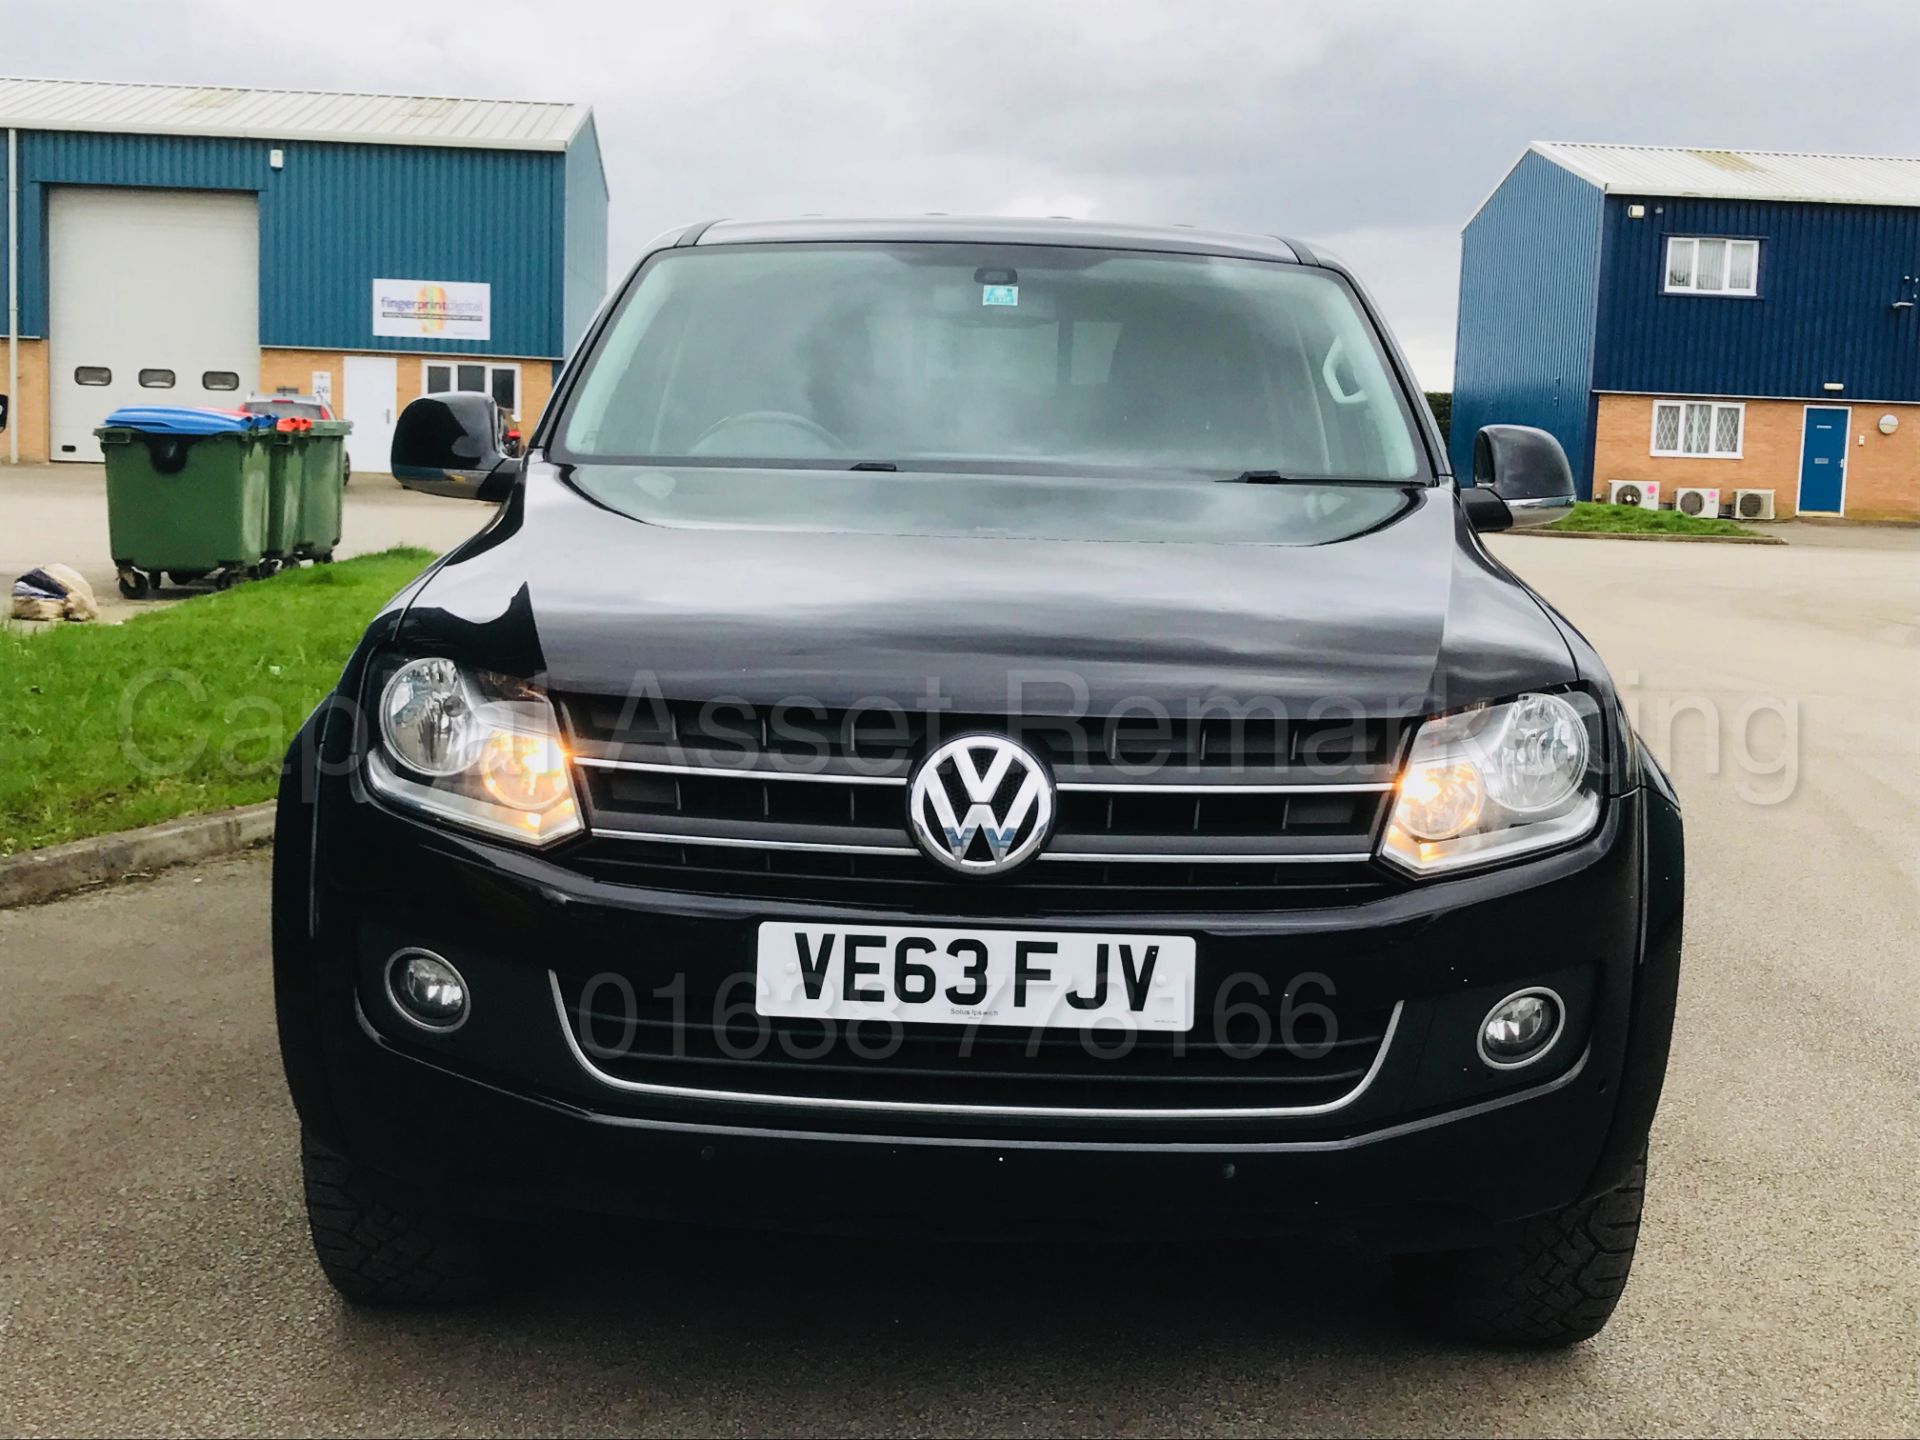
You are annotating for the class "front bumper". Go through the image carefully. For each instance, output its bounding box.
[273,723,1683,1249]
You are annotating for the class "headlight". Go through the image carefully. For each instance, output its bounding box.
[1381,690,1601,876]
[365,657,582,847]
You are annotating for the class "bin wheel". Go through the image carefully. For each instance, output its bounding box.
[315,551,335,566]
[116,569,151,600]
[214,571,237,592]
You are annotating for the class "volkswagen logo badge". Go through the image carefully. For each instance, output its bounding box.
[907,734,1056,876]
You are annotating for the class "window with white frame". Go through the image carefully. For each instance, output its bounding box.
[424,361,520,416]
[1664,237,1759,295]
[1651,400,1744,457]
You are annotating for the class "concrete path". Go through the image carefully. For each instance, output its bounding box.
[0,461,491,623]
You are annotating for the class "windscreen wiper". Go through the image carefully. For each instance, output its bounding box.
[849,460,899,472]
[1219,470,1400,484]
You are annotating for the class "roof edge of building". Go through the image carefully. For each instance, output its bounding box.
[0,115,578,153]
[0,74,592,154]
[1526,139,1920,208]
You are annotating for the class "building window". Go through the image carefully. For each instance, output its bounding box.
[202,371,240,391]
[74,366,111,385]
[139,369,176,389]
[424,361,520,415]
[1664,237,1759,295]
[1651,400,1744,457]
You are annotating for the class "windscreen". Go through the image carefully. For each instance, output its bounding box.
[557,243,1423,481]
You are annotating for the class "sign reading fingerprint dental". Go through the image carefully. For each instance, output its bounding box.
[371,279,491,341]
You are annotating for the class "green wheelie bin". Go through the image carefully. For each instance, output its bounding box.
[261,424,309,571]
[295,419,352,563]
[95,407,275,597]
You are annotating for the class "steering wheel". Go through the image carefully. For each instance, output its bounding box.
[688,410,846,457]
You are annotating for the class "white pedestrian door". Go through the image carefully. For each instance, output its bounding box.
[342,355,398,475]
[48,187,260,462]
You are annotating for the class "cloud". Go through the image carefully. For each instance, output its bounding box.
[8,0,1919,387]
[1313,225,1463,390]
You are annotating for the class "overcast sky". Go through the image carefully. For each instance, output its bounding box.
[10,0,1919,387]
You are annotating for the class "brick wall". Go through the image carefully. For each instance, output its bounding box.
[261,346,555,440]
[2,344,555,469]
[1,339,51,463]
[1593,393,1920,520]
[392,354,553,431]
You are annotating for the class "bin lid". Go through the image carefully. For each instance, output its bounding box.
[101,406,274,435]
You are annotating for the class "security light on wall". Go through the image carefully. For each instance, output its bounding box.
[269,148,284,170]
[1822,382,1845,392]
[1626,204,1646,219]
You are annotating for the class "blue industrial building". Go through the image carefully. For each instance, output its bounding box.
[1454,142,1920,519]
[1,76,606,467]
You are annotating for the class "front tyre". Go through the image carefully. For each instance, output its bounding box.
[301,1128,519,1306]
[1397,1155,1646,1347]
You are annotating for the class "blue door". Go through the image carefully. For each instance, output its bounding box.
[1798,407,1850,514]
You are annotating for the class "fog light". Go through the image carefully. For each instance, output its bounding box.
[387,949,470,1032]
[1478,989,1562,1069]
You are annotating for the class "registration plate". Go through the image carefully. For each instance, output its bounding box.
[755,922,1196,1032]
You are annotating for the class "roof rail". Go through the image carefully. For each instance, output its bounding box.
[1272,234,1319,265]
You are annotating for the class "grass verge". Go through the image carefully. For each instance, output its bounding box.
[1546,501,1760,537]
[1,548,433,855]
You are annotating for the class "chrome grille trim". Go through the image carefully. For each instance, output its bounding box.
[549,970,1405,1120]
[589,827,917,857]
[586,825,1372,864]
[573,753,1393,795]
[1042,850,1375,865]
[575,756,907,786]
[1055,779,1394,794]
[562,697,1404,885]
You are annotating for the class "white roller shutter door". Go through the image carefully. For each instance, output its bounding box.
[48,186,260,462]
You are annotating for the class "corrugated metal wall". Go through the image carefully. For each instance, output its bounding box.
[1594,196,1920,402]
[1450,151,1606,485]
[1,133,11,334]
[262,138,560,356]
[561,117,609,355]
[8,129,596,357]
[10,130,265,337]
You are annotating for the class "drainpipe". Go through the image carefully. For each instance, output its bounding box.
[7,127,17,466]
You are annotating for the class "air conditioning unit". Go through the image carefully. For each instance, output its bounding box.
[1733,489,1776,521]
[1607,480,1660,509]
[1674,486,1722,518]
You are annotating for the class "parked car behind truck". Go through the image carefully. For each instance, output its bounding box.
[243,392,351,484]
[274,218,1683,1346]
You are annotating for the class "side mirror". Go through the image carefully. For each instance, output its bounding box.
[392,392,518,501]
[1464,424,1577,532]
